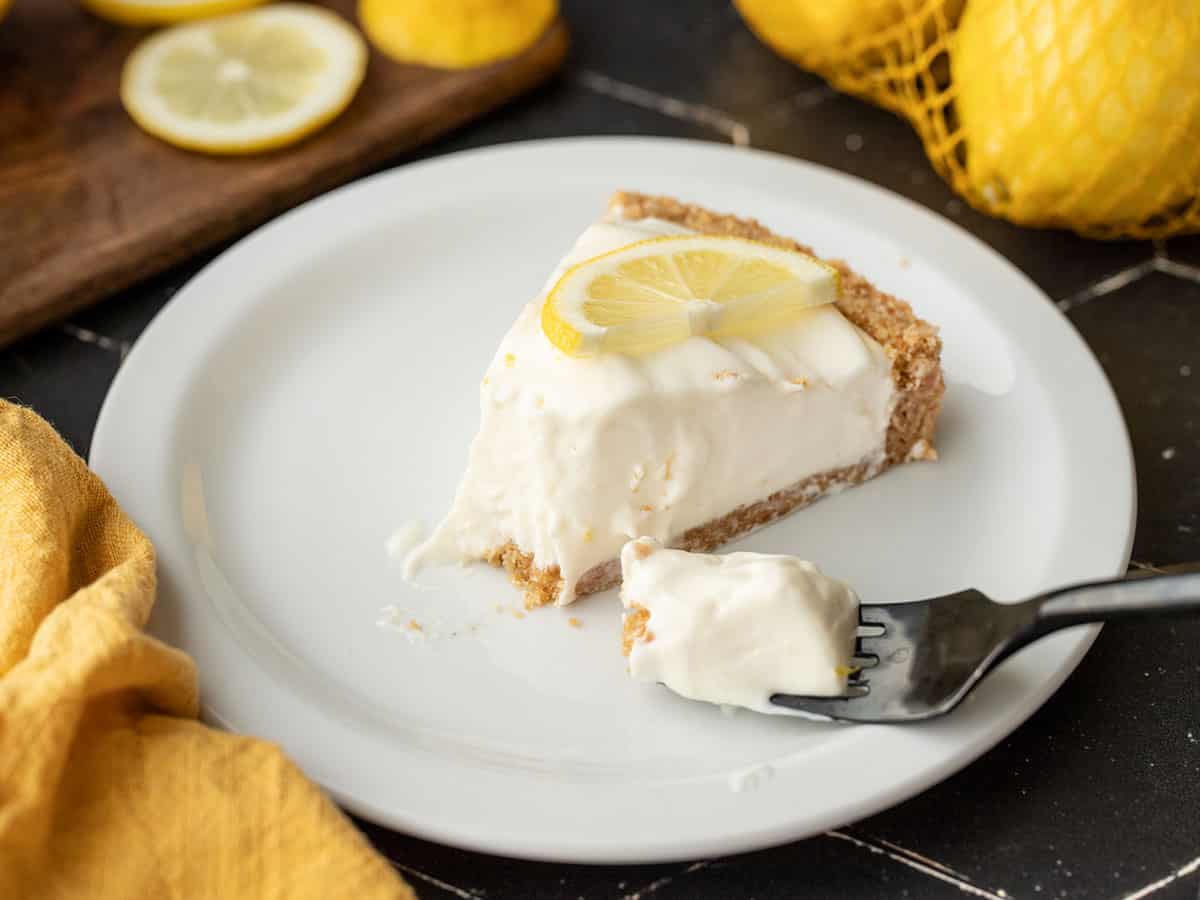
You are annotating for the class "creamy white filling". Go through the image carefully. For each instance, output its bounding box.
[410,216,896,604]
[620,538,859,712]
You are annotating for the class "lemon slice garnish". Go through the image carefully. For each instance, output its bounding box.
[358,0,556,69]
[120,3,367,155]
[81,0,266,26]
[541,236,840,357]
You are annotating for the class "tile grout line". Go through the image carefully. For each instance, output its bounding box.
[619,860,711,900]
[1055,259,1157,313]
[1117,853,1200,900]
[1153,255,1200,285]
[386,860,482,900]
[869,835,969,879]
[59,322,132,359]
[825,830,1013,899]
[573,70,751,147]
[1056,250,1200,315]
[766,83,839,122]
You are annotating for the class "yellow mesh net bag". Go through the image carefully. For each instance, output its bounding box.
[734,0,1200,239]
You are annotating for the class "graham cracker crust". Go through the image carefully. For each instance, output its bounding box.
[490,192,945,609]
[621,605,652,657]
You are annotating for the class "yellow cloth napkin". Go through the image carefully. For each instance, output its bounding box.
[0,400,415,900]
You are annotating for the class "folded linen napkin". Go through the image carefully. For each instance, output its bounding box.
[0,400,414,900]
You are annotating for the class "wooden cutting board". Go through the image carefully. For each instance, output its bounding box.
[0,1,568,347]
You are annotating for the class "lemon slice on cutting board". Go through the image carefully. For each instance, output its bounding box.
[541,236,840,357]
[81,0,266,26]
[120,3,367,155]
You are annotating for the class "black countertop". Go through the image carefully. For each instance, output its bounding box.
[3,3,1198,898]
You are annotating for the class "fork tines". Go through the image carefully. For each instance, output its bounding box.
[847,613,887,695]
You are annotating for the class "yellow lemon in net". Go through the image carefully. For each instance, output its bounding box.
[734,0,962,70]
[358,0,556,69]
[81,0,266,26]
[954,0,1200,230]
[541,236,839,358]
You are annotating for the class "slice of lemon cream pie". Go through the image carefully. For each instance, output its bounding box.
[412,192,943,607]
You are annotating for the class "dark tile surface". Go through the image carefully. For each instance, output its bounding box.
[650,842,992,900]
[4,1,1200,899]
[414,77,720,157]
[864,613,1200,899]
[1165,235,1200,267]
[356,823,680,900]
[0,329,118,457]
[562,0,822,112]
[1067,274,1200,564]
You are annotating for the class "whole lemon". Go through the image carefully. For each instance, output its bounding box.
[954,0,1200,230]
[359,0,556,69]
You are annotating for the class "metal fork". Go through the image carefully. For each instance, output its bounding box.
[771,564,1200,723]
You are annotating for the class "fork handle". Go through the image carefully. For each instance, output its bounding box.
[1031,570,1200,632]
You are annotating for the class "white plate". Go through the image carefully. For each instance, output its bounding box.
[91,138,1135,864]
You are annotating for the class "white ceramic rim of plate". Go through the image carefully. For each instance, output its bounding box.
[91,137,1135,863]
